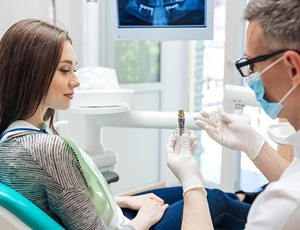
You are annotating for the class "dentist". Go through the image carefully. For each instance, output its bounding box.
[168,0,300,229]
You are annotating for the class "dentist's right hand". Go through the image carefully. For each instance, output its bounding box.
[194,107,265,160]
[166,133,205,195]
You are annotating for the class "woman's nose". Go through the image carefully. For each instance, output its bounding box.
[69,73,80,88]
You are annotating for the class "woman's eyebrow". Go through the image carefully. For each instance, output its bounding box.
[59,59,78,65]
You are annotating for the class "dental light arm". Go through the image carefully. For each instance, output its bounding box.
[93,111,200,130]
[67,84,258,155]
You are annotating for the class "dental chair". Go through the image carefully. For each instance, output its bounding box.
[0,172,119,229]
[0,182,64,230]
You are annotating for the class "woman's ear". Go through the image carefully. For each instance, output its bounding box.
[284,50,300,86]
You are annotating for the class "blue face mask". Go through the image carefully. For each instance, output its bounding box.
[246,57,297,119]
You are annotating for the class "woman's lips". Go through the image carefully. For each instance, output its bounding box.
[64,93,74,99]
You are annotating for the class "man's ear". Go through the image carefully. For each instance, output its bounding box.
[284,50,300,86]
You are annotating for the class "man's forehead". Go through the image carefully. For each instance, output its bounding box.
[245,20,268,58]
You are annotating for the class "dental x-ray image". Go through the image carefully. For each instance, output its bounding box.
[118,0,206,27]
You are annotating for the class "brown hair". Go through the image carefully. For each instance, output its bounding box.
[0,19,72,134]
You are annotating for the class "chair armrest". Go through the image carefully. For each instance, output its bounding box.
[102,171,119,184]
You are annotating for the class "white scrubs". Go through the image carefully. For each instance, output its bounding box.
[245,131,300,230]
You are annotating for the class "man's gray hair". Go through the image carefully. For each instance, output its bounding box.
[244,0,300,51]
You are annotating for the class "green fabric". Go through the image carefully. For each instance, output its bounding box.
[63,138,119,229]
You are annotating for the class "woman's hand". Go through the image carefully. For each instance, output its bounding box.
[116,193,165,210]
[129,197,169,230]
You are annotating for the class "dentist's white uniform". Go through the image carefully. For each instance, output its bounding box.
[246,131,300,230]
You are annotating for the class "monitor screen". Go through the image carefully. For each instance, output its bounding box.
[110,0,214,41]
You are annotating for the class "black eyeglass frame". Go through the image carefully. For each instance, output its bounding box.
[235,49,288,77]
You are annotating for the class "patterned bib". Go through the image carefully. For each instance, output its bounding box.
[63,138,119,229]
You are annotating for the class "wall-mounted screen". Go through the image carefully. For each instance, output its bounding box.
[110,0,214,41]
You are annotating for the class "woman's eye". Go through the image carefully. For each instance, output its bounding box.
[60,69,69,74]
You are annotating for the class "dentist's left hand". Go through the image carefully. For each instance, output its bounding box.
[166,133,205,195]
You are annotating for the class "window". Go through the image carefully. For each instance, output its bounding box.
[191,0,270,191]
[190,0,226,186]
[114,41,160,83]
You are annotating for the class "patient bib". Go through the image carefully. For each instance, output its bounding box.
[63,138,119,229]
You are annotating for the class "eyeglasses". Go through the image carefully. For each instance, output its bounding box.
[235,49,288,77]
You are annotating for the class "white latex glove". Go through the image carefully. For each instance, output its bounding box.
[173,133,197,156]
[166,133,205,195]
[194,107,265,160]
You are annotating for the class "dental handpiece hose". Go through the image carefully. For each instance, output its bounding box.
[178,109,185,136]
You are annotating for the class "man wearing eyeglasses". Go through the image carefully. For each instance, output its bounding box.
[167,0,300,229]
